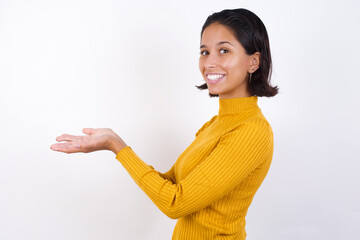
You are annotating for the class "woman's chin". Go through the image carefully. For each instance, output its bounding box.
[208,87,221,95]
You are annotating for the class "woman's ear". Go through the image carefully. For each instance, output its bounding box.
[248,52,261,73]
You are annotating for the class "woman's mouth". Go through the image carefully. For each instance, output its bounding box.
[206,74,225,84]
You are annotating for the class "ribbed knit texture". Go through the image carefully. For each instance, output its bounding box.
[116,96,274,240]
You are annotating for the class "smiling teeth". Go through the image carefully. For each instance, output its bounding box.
[207,74,224,80]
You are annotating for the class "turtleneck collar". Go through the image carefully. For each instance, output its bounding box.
[218,96,258,116]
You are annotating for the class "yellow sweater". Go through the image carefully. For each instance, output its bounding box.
[116,96,274,239]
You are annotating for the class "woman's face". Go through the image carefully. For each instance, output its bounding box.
[199,23,255,99]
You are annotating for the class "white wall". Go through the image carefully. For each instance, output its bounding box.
[0,0,359,239]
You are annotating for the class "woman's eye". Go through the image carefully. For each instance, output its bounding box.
[220,49,228,54]
[200,50,208,56]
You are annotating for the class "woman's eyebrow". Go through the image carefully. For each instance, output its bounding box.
[200,41,234,48]
[217,41,234,46]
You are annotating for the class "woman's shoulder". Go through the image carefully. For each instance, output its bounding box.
[220,111,273,140]
[195,115,218,137]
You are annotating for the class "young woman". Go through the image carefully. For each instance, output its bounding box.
[51,8,278,240]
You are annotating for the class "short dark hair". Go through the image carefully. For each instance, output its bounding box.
[196,8,279,97]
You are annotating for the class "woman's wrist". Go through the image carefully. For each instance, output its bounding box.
[108,133,128,155]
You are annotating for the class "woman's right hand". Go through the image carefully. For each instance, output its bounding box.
[50,128,128,154]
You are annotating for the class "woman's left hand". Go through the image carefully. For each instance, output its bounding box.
[50,128,127,154]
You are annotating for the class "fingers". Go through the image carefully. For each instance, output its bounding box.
[56,134,82,142]
[51,129,98,154]
[50,142,81,153]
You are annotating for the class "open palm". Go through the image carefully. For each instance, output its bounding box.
[50,128,125,154]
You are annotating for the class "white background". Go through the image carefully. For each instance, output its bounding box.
[0,0,359,239]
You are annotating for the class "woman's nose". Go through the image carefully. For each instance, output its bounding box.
[204,53,217,69]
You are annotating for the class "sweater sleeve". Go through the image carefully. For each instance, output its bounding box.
[158,165,176,184]
[116,120,273,219]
